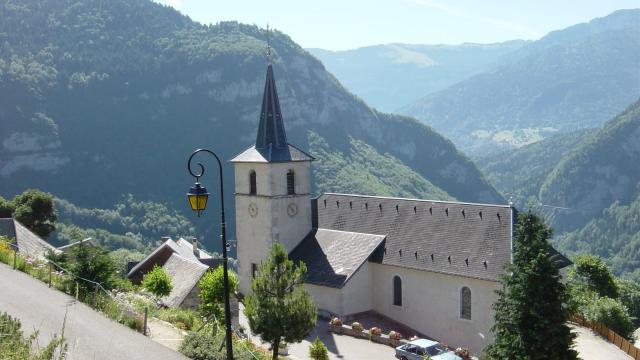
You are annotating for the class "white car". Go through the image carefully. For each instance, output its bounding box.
[395,339,462,360]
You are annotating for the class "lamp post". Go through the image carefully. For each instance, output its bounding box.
[187,148,233,360]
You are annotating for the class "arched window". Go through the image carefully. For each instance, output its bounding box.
[460,286,471,320]
[249,170,257,195]
[393,275,402,306]
[286,170,295,195]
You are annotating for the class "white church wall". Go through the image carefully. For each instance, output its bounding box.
[370,263,499,354]
[340,262,373,315]
[304,283,342,315]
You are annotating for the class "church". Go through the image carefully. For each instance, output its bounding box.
[230,64,564,353]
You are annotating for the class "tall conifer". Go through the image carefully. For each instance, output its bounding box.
[485,212,577,359]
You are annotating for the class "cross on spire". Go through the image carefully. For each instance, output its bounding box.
[266,23,272,64]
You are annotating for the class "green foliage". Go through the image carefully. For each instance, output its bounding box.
[0,196,13,217]
[485,212,577,360]
[53,195,195,251]
[142,265,173,298]
[584,297,636,339]
[616,278,640,326]
[556,192,640,282]
[570,254,619,298]
[244,242,317,360]
[157,307,199,331]
[309,337,329,360]
[109,248,145,277]
[199,266,238,317]
[179,328,268,360]
[68,243,117,293]
[0,311,66,360]
[310,132,453,200]
[2,189,57,238]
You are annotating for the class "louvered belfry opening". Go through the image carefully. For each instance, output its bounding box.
[287,170,295,195]
[249,170,257,195]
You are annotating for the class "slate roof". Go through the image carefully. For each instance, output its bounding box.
[230,64,313,163]
[289,228,386,288]
[161,253,209,308]
[127,237,212,279]
[0,218,57,260]
[314,194,514,282]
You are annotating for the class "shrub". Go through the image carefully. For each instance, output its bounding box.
[158,307,199,331]
[199,266,238,316]
[309,337,329,360]
[351,321,363,332]
[142,265,173,298]
[329,317,342,326]
[180,328,268,360]
[585,296,635,339]
[455,347,471,359]
[388,330,402,340]
[369,327,382,336]
[617,278,640,326]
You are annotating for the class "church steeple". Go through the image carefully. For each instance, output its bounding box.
[255,64,288,151]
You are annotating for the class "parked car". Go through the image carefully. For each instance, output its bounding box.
[395,339,462,360]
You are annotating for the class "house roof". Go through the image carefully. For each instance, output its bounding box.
[127,237,212,278]
[314,193,514,282]
[161,253,209,307]
[57,238,99,252]
[230,64,313,163]
[0,218,57,260]
[289,228,385,288]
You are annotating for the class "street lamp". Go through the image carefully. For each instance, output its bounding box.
[187,148,234,360]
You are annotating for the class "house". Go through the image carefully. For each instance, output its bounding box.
[0,218,58,260]
[127,237,223,308]
[231,64,571,353]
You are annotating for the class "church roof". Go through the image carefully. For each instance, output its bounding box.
[230,64,313,163]
[289,228,386,288]
[314,193,515,282]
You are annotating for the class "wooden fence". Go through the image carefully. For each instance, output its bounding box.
[573,315,639,360]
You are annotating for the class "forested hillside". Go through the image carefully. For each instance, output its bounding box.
[308,41,526,112]
[403,9,640,154]
[479,100,640,281]
[0,0,501,251]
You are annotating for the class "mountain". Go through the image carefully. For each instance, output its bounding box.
[477,128,594,208]
[403,9,640,154]
[478,100,640,281]
[307,41,527,112]
[539,100,640,232]
[0,0,502,251]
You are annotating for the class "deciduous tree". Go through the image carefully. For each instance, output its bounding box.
[199,265,238,318]
[244,242,317,360]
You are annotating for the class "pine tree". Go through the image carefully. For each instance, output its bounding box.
[485,212,577,360]
[243,242,317,360]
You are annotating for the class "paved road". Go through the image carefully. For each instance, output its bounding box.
[0,263,189,360]
[571,324,632,360]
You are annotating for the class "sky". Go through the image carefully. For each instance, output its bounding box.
[154,0,640,50]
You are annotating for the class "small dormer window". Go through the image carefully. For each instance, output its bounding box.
[286,170,295,195]
[249,170,257,195]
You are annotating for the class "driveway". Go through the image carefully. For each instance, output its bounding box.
[571,324,632,360]
[0,263,189,360]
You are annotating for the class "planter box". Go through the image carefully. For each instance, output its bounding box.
[329,324,342,334]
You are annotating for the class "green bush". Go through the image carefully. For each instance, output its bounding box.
[179,328,267,360]
[617,278,640,325]
[142,265,173,298]
[585,297,636,339]
[309,337,329,360]
[570,254,619,298]
[157,307,199,331]
[199,266,238,316]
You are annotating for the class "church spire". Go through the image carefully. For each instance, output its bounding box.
[255,64,288,151]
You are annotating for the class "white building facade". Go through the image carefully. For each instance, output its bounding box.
[231,64,534,354]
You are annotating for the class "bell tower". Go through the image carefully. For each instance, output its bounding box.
[231,64,313,296]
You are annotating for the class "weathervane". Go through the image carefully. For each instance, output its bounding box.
[266,23,272,63]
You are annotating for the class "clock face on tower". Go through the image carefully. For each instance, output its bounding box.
[287,203,298,217]
[248,203,258,217]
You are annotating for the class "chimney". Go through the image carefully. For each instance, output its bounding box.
[192,238,199,258]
